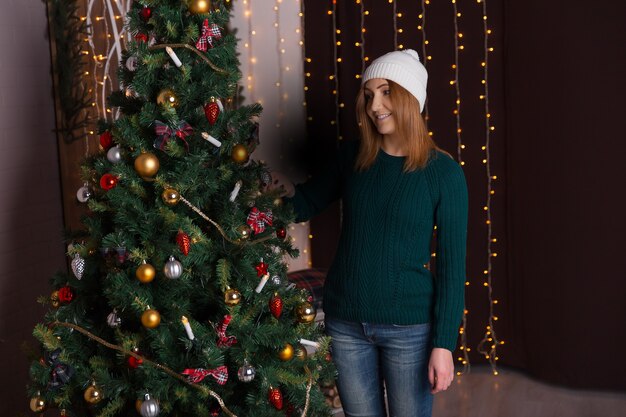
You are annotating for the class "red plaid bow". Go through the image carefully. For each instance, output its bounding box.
[195,19,222,52]
[216,315,237,348]
[182,366,229,385]
[154,120,193,151]
[246,207,273,234]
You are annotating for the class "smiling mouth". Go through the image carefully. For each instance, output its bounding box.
[376,113,391,120]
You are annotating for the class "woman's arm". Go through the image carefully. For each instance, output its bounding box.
[270,142,357,223]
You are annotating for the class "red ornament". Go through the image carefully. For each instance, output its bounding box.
[134,33,148,43]
[99,131,113,150]
[255,261,269,277]
[276,227,287,240]
[210,404,221,416]
[204,100,220,125]
[176,230,191,256]
[58,286,74,303]
[100,173,118,190]
[127,351,143,368]
[285,402,295,417]
[268,387,283,410]
[269,293,283,319]
[140,6,152,21]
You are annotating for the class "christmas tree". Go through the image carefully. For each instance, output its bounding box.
[28,1,334,416]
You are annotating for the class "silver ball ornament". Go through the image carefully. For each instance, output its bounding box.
[163,256,182,279]
[237,361,256,382]
[76,184,91,203]
[271,275,282,286]
[140,394,160,417]
[126,55,138,71]
[107,310,121,327]
[107,145,123,164]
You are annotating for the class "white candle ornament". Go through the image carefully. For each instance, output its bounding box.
[165,46,183,68]
[255,274,270,293]
[229,180,242,202]
[299,338,320,348]
[181,316,195,340]
[201,132,222,147]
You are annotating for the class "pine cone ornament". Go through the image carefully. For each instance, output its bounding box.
[268,387,283,410]
[269,293,283,318]
[71,253,85,280]
[176,230,191,256]
[204,99,220,125]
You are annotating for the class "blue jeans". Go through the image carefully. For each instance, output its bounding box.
[325,318,433,417]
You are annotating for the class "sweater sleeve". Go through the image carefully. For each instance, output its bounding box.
[285,141,356,223]
[430,155,468,351]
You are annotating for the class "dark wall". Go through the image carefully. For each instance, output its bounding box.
[302,0,626,391]
[503,0,626,390]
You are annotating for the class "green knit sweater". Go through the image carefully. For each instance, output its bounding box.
[287,141,468,351]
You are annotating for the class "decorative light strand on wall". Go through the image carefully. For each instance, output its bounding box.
[81,0,130,147]
[419,0,432,131]
[289,0,313,268]
[450,0,470,377]
[274,0,284,131]
[330,0,341,140]
[243,0,256,102]
[392,0,398,49]
[475,0,503,376]
[356,0,365,78]
[85,0,129,123]
[451,0,464,165]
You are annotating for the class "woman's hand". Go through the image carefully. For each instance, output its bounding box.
[267,171,295,198]
[428,347,454,394]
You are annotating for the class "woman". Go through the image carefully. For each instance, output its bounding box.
[273,49,467,417]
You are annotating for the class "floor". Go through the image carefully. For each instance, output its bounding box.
[331,366,626,417]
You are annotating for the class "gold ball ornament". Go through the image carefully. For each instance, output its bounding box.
[134,152,160,179]
[224,288,242,306]
[84,382,104,404]
[236,224,252,241]
[161,188,180,206]
[50,290,60,308]
[141,309,161,328]
[188,0,211,14]
[156,88,178,108]
[278,343,294,361]
[231,144,249,164]
[296,302,317,323]
[29,393,47,413]
[135,398,143,414]
[295,344,308,361]
[136,262,156,283]
[273,197,284,207]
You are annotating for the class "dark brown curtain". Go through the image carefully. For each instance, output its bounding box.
[301,0,626,391]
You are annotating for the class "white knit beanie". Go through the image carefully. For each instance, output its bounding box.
[362,49,428,113]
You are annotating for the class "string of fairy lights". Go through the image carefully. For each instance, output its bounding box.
[274,0,284,131]
[475,0,502,376]
[449,0,471,376]
[81,0,130,156]
[330,1,341,140]
[242,0,255,102]
[83,0,129,125]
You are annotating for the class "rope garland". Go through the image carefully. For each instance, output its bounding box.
[176,195,275,246]
[148,44,228,74]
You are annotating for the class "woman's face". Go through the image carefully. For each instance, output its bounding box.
[364,78,396,136]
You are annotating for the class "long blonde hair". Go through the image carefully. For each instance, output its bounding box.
[355,80,439,172]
